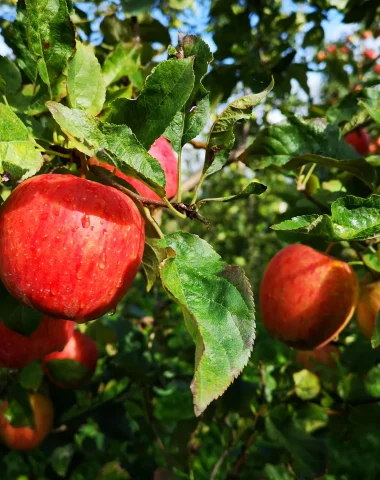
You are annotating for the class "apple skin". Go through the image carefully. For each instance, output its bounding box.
[356,280,380,339]
[0,316,74,369]
[0,174,145,322]
[259,244,359,350]
[344,128,370,156]
[0,393,54,451]
[42,330,98,388]
[364,49,377,60]
[295,344,341,371]
[90,136,178,201]
[375,64,380,74]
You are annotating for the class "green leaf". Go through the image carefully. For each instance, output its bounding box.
[303,25,324,47]
[272,195,380,241]
[142,238,167,292]
[25,0,75,92]
[362,253,380,273]
[197,181,267,206]
[244,116,376,188]
[5,384,34,428]
[371,311,380,349]
[359,96,380,123]
[158,232,255,416]
[106,58,195,149]
[47,102,166,196]
[1,2,38,82]
[0,103,43,180]
[203,78,274,178]
[67,42,106,116]
[102,43,141,87]
[19,362,44,391]
[365,364,380,397]
[51,444,74,477]
[293,369,321,400]
[121,0,155,14]
[45,358,90,385]
[169,0,192,9]
[0,56,22,94]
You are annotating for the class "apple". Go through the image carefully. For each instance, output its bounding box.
[341,46,350,54]
[375,64,380,74]
[305,174,320,195]
[327,45,336,54]
[317,51,326,62]
[89,136,178,201]
[364,49,377,60]
[0,316,74,369]
[295,344,341,370]
[42,330,98,388]
[0,393,54,451]
[0,174,145,322]
[356,279,380,339]
[259,244,359,350]
[344,128,370,156]
[362,30,373,39]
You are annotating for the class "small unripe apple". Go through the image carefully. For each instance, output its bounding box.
[305,174,320,195]
[356,279,380,339]
[90,136,178,201]
[295,344,341,370]
[0,316,74,369]
[42,330,98,388]
[0,174,145,321]
[0,394,54,451]
[317,51,326,62]
[364,49,377,60]
[259,245,359,349]
[344,128,370,156]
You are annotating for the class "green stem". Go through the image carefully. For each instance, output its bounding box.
[177,147,183,203]
[191,173,206,204]
[302,163,317,187]
[143,207,164,239]
[163,197,187,219]
[42,149,71,159]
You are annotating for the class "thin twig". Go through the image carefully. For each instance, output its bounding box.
[190,140,207,149]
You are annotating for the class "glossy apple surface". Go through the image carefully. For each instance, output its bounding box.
[0,174,145,321]
[43,330,98,388]
[296,344,341,370]
[0,394,54,451]
[90,136,178,201]
[0,316,74,369]
[259,244,359,349]
[344,128,370,156]
[356,279,380,339]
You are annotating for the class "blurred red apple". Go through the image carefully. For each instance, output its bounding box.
[341,46,350,54]
[375,64,380,74]
[327,45,336,54]
[0,174,145,322]
[317,51,326,62]
[0,316,74,369]
[344,128,370,156]
[90,136,178,201]
[0,394,53,451]
[356,279,380,339]
[362,30,373,39]
[295,344,341,370]
[364,49,377,60]
[259,245,359,349]
[43,331,98,388]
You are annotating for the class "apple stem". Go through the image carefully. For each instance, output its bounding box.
[143,207,164,239]
[41,149,71,160]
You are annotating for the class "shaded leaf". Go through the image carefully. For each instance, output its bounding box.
[371,311,380,349]
[158,232,255,415]
[142,238,167,292]
[102,43,141,87]
[0,57,22,94]
[51,444,74,477]
[4,384,34,428]
[19,362,44,391]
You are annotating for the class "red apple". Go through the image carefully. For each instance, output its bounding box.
[0,393,54,451]
[344,128,370,156]
[0,316,74,369]
[90,136,178,201]
[356,279,380,339]
[362,30,373,39]
[0,174,145,322]
[375,64,380,74]
[327,45,336,54]
[42,330,98,388]
[341,46,350,54]
[295,344,341,370]
[317,51,326,62]
[364,49,377,60]
[259,245,359,350]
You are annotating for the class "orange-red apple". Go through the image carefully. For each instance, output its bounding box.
[317,51,326,62]
[344,128,370,156]
[375,64,380,74]
[356,279,380,339]
[0,174,145,322]
[295,344,341,370]
[42,330,98,388]
[90,136,178,201]
[0,393,54,451]
[364,49,377,60]
[0,316,74,369]
[259,244,359,349]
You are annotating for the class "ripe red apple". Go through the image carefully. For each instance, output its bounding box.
[344,128,370,156]
[0,394,53,451]
[0,174,145,322]
[356,279,380,339]
[364,49,377,60]
[42,330,98,388]
[327,45,336,54]
[90,136,178,201]
[362,30,373,39]
[259,244,359,350]
[341,46,350,54]
[295,344,341,370]
[317,51,326,62]
[375,64,380,74]
[0,316,74,369]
